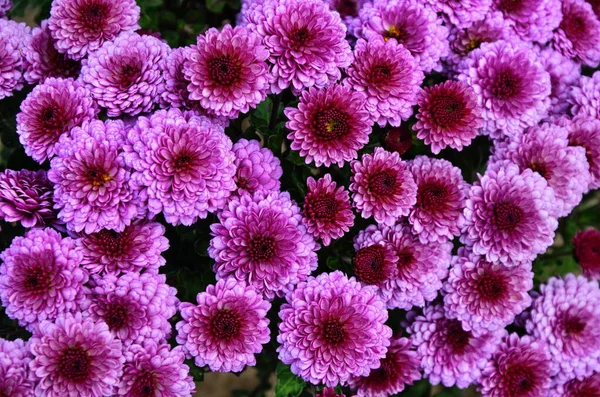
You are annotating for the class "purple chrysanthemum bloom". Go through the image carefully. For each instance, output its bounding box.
[304,174,354,247]
[22,20,80,84]
[176,278,271,372]
[232,139,282,196]
[119,340,195,397]
[353,225,399,288]
[0,338,33,397]
[183,25,269,118]
[574,228,600,280]
[285,85,371,167]
[0,169,61,229]
[246,0,352,94]
[88,272,178,346]
[79,221,168,275]
[344,38,423,127]
[552,0,600,67]
[350,148,417,226]
[526,274,600,381]
[317,388,348,397]
[491,0,561,44]
[160,47,198,111]
[407,157,469,244]
[461,163,558,266]
[560,115,600,191]
[414,81,482,154]
[29,312,123,397]
[424,0,491,29]
[551,372,600,397]
[81,32,168,117]
[490,123,591,217]
[0,0,11,17]
[48,0,140,60]
[322,0,367,33]
[383,126,412,156]
[0,19,30,100]
[17,77,98,164]
[0,228,88,331]
[443,249,533,336]
[407,303,506,388]
[278,271,392,386]
[49,119,140,234]
[538,48,580,118]
[209,191,318,300]
[124,109,236,226]
[570,71,600,120]
[357,0,449,73]
[348,337,421,396]
[479,333,555,397]
[457,40,551,140]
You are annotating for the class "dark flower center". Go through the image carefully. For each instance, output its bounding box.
[322,319,346,345]
[86,166,112,187]
[39,103,67,131]
[529,162,551,179]
[429,94,468,129]
[491,70,522,100]
[368,170,398,196]
[93,229,126,254]
[498,0,527,14]
[248,235,276,262]
[384,126,412,155]
[465,38,484,53]
[211,309,241,340]
[417,181,449,213]
[564,316,586,336]
[334,0,359,17]
[504,364,536,395]
[368,63,393,86]
[476,271,507,302]
[289,26,312,46]
[174,152,194,171]
[130,371,157,397]
[208,56,240,86]
[80,2,109,29]
[23,265,53,293]
[305,194,338,222]
[493,202,523,231]
[313,109,350,141]
[562,13,588,41]
[58,346,91,382]
[384,25,408,43]
[353,245,389,285]
[363,355,397,385]
[445,320,472,354]
[104,301,129,331]
[117,63,142,89]
[396,249,415,271]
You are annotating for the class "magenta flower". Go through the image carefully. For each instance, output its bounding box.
[160,47,199,111]
[285,85,372,167]
[552,0,600,67]
[350,148,417,226]
[176,278,271,372]
[303,174,354,247]
[209,191,318,300]
[491,0,562,44]
[561,115,600,191]
[0,228,88,331]
[573,228,600,280]
[317,388,348,397]
[353,226,398,287]
[183,25,269,118]
[414,81,483,154]
[29,312,123,397]
[0,19,30,100]
[278,271,392,386]
[344,38,423,127]
[425,0,491,28]
[48,0,140,60]
[232,139,282,196]
[17,77,98,163]
[551,373,600,397]
[383,126,413,156]
[570,71,600,120]
[538,48,581,118]
[0,339,33,397]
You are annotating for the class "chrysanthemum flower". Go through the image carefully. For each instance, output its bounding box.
[560,115,600,191]
[317,388,347,397]
[0,169,60,229]
[124,109,236,226]
[88,272,178,346]
[232,139,282,196]
[119,340,195,397]
[344,38,423,127]
[0,228,88,331]
[49,119,140,234]
[80,32,168,117]
[407,303,506,388]
[353,226,398,287]
[573,228,600,279]
[183,25,269,118]
[570,71,600,120]
[285,85,372,167]
[357,0,449,73]
[0,338,33,397]
[538,48,580,118]
[491,0,561,44]
[552,0,600,67]
[407,156,469,243]
[303,174,354,247]
[176,278,271,372]
[462,163,558,266]
[414,81,482,154]
[383,126,412,156]
[160,47,198,110]
[348,337,421,396]
[0,0,11,17]
[479,334,555,397]
[526,274,600,381]
[322,0,367,32]
[443,249,533,336]
[457,40,551,139]
[245,0,352,94]
[425,0,491,29]
[350,148,417,226]
[278,271,392,386]
[29,312,123,397]
[0,19,30,100]
[551,372,600,397]
[209,191,318,300]
[490,123,591,217]
[48,0,140,60]
[17,77,98,164]
[79,221,169,275]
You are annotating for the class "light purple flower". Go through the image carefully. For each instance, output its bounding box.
[425,0,491,29]
[0,0,11,18]
[550,372,600,397]
[491,0,562,44]
[538,48,580,118]
[160,47,199,111]
[552,0,600,67]
[232,139,282,196]
[570,71,600,120]
[0,19,30,99]
[0,338,33,397]
[561,115,600,191]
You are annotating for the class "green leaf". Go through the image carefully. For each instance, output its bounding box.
[275,363,306,397]
[326,256,341,271]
